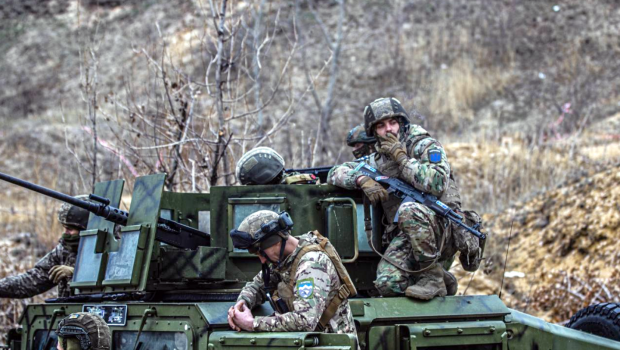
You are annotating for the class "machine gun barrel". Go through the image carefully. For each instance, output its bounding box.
[0,171,210,248]
[0,171,129,225]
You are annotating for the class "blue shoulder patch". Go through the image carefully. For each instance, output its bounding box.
[428,149,442,163]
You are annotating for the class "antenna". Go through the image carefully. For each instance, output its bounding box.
[499,220,514,300]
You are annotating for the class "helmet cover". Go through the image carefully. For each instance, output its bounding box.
[57,195,90,230]
[236,147,285,185]
[363,97,410,137]
[56,312,110,350]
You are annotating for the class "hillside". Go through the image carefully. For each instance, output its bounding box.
[453,158,620,323]
[1,0,620,338]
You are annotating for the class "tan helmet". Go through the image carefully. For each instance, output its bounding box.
[231,210,292,253]
[363,97,410,137]
[57,195,91,230]
[56,312,111,350]
[236,147,286,185]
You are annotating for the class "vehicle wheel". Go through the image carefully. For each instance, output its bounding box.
[567,303,620,341]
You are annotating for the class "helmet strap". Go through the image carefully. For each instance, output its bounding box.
[258,236,288,267]
[261,263,271,289]
[277,237,287,267]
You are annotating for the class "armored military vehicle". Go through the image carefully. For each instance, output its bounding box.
[2,171,620,350]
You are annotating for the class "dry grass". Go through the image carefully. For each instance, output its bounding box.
[445,135,597,214]
[427,57,512,125]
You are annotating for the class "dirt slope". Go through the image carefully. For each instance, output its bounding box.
[453,161,620,323]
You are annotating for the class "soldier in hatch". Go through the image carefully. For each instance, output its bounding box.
[0,197,90,299]
[346,124,376,159]
[56,312,111,350]
[328,97,483,300]
[236,147,319,185]
[227,210,358,339]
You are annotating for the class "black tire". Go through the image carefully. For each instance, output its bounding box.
[567,303,620,341]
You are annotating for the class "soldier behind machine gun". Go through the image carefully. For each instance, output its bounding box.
[0,197,90,299]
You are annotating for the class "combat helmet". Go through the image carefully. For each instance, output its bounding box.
[346,124,376,158]
[236,147,285,185]
[364,97,410,137]
[56,312,111,350]
[57,195,90,230]
[230,210,293,264]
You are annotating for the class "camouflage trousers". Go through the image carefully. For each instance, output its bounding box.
[374,201,451,296]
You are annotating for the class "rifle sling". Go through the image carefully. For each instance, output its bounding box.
[363,194,444,274]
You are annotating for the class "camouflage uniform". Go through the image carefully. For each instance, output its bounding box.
[328,122,462,296]
[238,232,357,334]
[0,237,77,298]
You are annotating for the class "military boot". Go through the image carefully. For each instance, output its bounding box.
[405,263,447,300]
[443,268,458,296]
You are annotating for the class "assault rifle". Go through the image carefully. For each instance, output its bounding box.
[285,166,333,183]
[353,162,486,240]
[0,171,210,249]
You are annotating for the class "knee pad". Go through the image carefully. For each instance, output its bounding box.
[374,276,408,296]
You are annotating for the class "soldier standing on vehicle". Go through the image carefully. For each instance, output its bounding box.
[56,312,111,350]
[227,210,358,339]
[236,147,319,185]
[328,97,482,300]
[347,124,376,158]
[0,197,90,298]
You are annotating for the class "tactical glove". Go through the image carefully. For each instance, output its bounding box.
[49,265,74,284]
[377,133,408,168]
[358,176,389,205]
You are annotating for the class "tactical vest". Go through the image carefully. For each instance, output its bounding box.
[275,231,356,331]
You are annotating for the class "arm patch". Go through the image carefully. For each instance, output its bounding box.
[428,149,442,163]
[296,278,315,299]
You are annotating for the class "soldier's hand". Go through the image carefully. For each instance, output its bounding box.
[228,300,247,331]
[231,305,255,332]
[377,133,408,165]
[358,176,389,205]
[228,305,241,331]
[49,265,74,284]
[234,300,246,312]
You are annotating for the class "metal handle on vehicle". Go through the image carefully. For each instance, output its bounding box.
[132,307,158,350]
[320,197,359,263]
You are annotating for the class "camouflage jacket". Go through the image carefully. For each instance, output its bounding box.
[327,124,461,221]
[237,233,357,334]
[0,238,77,298]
